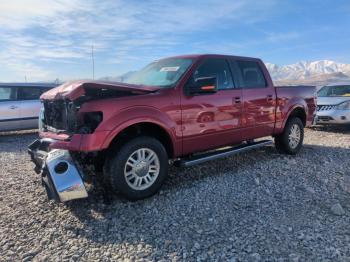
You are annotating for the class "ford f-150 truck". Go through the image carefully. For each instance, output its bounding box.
[28,54,317,202]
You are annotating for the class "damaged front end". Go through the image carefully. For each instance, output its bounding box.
[29,97,100,202]
[28,139,88,202]
[28,80,158,202]
[41,98,103,135]
[39,81,154,135]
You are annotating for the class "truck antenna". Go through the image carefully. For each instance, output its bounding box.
[91,45,95,80]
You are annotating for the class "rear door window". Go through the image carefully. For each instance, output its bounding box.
[0,87,16,101]
[235,61,267,88]
[17,87,43,100]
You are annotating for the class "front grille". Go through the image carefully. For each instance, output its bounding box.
[317,105,336,111]
[43,100,78,133]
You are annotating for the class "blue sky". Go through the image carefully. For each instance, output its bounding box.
[0,0,350,82]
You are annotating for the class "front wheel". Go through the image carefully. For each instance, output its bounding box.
[104,136,169,200]
[275,117,304,155]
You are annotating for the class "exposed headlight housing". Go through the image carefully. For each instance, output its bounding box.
[78,111,103,134]
[336,101,350,110]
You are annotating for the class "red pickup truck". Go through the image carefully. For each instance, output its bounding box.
[28,54,316,202]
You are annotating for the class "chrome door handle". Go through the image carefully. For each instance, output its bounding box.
[266,95,273,102]
[233,97,241,104]
[9,105,18,109]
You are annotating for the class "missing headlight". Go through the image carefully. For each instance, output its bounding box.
[78,112,103,134]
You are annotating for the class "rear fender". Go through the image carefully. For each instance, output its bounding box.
[275,97,307,134]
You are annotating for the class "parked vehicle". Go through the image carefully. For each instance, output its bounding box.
[0,83,57,131]
[28,54,317,202]
[316,83,350,124]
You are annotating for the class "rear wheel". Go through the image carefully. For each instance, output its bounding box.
[104,136,168,200]
[275,117,304,155]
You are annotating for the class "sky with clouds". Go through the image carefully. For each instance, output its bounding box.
[0,0,350,82]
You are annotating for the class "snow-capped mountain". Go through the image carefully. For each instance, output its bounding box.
[265,60,350,86]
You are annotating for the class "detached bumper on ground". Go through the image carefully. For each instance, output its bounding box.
[28,139,88,202]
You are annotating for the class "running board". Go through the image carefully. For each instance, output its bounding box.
[174,140,273,168]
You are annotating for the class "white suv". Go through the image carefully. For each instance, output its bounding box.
[0,83,57,131]
[316,83,350,125]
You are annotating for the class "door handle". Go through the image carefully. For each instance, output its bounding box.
[9,105,19,109]
[266,95,273,102]
[233,97,241,104]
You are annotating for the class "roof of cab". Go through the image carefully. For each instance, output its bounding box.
[164,54,262,61]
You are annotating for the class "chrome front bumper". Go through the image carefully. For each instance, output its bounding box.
[316,109,350,124]
[28,139,88,202]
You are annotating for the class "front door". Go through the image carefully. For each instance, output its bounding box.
[181,57,243,155]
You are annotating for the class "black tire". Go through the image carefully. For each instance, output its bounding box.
[104,136,168,200]
[275,117,304,155]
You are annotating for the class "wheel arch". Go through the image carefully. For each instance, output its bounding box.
[286,106,307,126]
[278,104,307,134]
[103,121,176,158]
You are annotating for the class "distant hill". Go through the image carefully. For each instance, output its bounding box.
[99,71,135,82]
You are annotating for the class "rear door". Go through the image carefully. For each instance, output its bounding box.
[0,86,21,131]
[17,87,44,129]
[181,57,243,155]
[230,59,276,140]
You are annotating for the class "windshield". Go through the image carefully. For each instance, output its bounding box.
[318,85,350,97]
[123,58,193,88]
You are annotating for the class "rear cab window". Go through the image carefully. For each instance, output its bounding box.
[231,60,267,88]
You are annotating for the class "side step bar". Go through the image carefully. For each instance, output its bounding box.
[174,140,273,168]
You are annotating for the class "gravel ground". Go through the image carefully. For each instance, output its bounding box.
[0,126,350,261]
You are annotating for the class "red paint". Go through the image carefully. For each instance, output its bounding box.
[39,54,316,157]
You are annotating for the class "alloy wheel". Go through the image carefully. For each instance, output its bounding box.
[124,148,160,190]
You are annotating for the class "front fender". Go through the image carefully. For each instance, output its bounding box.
[100,106,180,154]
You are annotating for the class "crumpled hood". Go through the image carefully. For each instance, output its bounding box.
[40,80,159,100]
[317,96,350,106]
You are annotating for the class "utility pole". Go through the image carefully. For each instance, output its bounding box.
[25,76,27,83]
[91,45,95,80]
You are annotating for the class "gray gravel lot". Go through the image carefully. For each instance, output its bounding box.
[0,127,350,261]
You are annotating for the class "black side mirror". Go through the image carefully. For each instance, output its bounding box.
[188,76,217,95]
